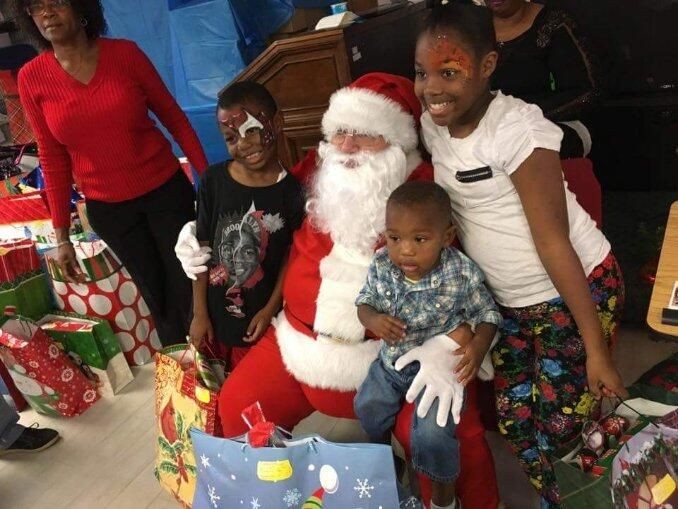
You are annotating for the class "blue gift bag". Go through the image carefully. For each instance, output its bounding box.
[191,428,400,508]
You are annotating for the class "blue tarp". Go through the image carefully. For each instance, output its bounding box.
[101,0,295,164]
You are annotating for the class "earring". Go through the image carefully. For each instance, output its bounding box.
[80,17,88,27]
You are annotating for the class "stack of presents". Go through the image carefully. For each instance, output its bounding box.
[0,144,161,419]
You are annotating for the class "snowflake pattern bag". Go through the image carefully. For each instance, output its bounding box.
[190,429,400,509]
[0,315,99,416]
[155,345,221,508]
[44,239,161,365]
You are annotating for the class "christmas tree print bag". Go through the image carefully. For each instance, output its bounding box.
[190,428,400,509]
[155,344,222,508]
[0,314,99,417]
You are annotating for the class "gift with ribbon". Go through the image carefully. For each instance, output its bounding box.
[190,407,401,509]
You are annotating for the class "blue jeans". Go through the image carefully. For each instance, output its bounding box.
[0,396,24,450]
[354,358,462,483]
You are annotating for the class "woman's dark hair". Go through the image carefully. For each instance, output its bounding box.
[217,81,278,118]
[11,0,108,50]
[424,1,497,57]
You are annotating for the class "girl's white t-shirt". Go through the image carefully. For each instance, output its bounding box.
[421,91,610,308]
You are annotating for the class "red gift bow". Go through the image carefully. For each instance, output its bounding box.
[241,402,275,448]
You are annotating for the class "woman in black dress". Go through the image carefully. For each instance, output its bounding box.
[488,0,599,158]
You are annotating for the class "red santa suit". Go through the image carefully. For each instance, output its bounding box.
[217,74,499,508]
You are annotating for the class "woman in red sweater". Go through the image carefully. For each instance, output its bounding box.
[14,0,208,346]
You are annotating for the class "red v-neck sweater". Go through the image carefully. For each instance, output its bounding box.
[18,38,208,228]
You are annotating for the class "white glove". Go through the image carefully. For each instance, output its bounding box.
[174,221,212,281]
[394,334,464,427]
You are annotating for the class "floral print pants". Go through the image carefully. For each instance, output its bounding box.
[493,252,624,508]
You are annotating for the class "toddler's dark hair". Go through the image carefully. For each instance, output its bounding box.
[424,1,497,57]
[217,81,278,117]
[387,181,452,226]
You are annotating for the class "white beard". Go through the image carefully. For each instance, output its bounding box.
[306,142,408,255]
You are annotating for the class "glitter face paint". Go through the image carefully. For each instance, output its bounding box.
[427,34,473,80]
[219,108,276,149]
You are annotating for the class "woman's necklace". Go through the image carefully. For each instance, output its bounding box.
[55,51,86,79]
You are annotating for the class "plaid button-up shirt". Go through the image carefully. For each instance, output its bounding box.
[356,246,503,367]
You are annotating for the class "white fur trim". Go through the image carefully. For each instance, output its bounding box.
[314,243,371,342]
[322,87,418,152]
[276,311,380,391]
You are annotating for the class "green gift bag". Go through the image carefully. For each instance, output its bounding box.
[38,311,134,396]
[0,271,52,319]
[628,352,678,406]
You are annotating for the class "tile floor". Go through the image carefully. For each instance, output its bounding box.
[1,327,675,509]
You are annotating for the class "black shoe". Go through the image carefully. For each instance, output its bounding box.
[0,425,60,456]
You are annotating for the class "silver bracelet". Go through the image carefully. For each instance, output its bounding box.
[56,240,72,248]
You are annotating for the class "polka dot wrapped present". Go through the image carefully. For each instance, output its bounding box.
[43,240,161,366]
[0,314,99,417]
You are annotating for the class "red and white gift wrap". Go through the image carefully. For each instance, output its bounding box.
[0,317,99,417]
[46,241,161,366]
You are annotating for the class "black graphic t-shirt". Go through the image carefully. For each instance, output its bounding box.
[196,163,305,346]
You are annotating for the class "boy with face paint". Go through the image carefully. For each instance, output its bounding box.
[189,82,305,369]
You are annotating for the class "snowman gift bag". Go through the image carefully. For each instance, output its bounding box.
[190,403,400,509]
[0,315,99,416]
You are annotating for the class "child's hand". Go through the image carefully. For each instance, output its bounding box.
[447,323,473,348]
[245,306,276,343]
[366,313,407,344]
[586,349,628,399]
[453,340,490,386]
[189,312,213,349]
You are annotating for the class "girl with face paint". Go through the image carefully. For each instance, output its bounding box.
[189,81,305,370]
[415,3,625,508]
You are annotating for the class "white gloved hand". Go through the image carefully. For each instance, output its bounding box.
[394,334,464,427]
[174,220,212,281]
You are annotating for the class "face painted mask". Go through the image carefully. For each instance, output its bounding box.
[221,109,276,149]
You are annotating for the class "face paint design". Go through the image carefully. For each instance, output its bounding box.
[220,109,276,149]
[427,34,473,80]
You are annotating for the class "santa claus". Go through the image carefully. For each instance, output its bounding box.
[175,73,499,508]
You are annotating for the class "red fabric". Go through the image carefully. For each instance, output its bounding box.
[17,38,208,228]
[0,70,35,145]
[561,158,602,227]
[218,330,498,508]
[0,238,41,283]
[0,192,51,225]
[349,73,423,130]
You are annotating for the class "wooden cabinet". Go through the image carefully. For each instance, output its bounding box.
[228,2,428,168]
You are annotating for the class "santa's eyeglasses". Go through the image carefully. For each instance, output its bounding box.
[330,129,386,149]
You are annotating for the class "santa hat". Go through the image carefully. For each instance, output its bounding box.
[321,73,421,153]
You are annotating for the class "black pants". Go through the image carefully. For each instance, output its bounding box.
[86,171,195,346]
